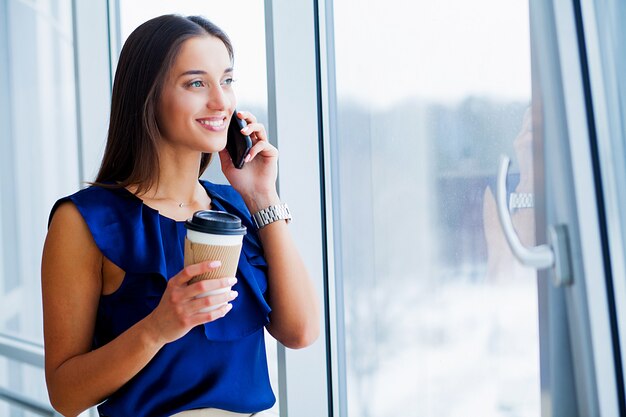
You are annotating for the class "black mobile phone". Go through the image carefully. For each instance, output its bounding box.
[226,110,253,169]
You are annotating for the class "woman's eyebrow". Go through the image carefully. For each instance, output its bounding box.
[178,67,234,78]
[178,70,207,78]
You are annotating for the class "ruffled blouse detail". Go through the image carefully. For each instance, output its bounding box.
[48,180,271,342]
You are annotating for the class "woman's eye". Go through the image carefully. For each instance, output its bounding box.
[222,78,235,86]
[188,80,204,88]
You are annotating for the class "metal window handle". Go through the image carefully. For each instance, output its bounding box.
[496,155,555,269]
[496,155,573,286]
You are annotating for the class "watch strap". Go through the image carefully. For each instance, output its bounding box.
[252,203,292,229]
[509,192,534,211]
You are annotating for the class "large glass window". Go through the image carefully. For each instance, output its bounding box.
[330,1,538,415]
[0,0,80,413]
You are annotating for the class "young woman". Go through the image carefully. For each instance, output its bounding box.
[41,14,319,417]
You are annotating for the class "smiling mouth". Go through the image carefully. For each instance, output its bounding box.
[196,117,227,131]
[197,119,225,128]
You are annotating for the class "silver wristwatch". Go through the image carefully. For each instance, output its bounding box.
[509,192,534,211]
[252,203,292,229]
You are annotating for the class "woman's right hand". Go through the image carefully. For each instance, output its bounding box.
[145,260,238,345]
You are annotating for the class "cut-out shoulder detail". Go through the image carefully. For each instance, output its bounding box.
[102,257,125,295]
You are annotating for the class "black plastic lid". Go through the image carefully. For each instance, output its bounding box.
[184,210,247,235]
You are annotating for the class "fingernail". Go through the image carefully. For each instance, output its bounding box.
[228,277,238,285]
[209,260,221,268]
[229,290,238,299]
[244,155,251,162]
[225,303,233,313]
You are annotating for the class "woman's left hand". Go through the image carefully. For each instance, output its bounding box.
[218,110,279,201]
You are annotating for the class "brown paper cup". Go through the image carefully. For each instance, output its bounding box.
[184,238,242,284]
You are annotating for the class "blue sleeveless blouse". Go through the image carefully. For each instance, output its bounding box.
[48,181,276,417]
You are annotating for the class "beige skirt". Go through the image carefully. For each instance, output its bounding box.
[170,408,277,417]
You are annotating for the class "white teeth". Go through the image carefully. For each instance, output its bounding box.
[198,119,224,127]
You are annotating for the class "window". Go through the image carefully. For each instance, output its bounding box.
[329,1,538,415]
[0,0,79,413]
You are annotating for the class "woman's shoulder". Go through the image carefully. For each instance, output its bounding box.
[48,184,148,273]
[48,197,90,234]
[48,184,136,228]
[70,183,135,204]
[45,190,105,269]
[46,198,103,265]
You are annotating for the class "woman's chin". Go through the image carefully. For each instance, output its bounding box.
[197,140,226,155]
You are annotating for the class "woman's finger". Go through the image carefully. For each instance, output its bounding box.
[186,277,237,299]
[237,110,257,124]
[172,261,223,285]
[188,289,238,313]
[246,141,278,163]
[192,303,234,323]
[241,122,267,142]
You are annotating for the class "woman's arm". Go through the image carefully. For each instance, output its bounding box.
[42,202,236,416]
[244,194,320,349]
[219,110,320,349]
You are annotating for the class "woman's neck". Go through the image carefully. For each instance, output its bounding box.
[136,147,207,205]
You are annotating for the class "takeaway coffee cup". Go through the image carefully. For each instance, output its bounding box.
[184,210,247,312]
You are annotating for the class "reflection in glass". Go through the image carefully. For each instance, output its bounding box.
[330,1,538,416]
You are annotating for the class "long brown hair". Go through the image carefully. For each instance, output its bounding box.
[93,15,233,195]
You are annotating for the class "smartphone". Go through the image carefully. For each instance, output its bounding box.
[226,110,253,169]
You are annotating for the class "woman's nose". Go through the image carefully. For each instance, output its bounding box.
[206,86,229,110]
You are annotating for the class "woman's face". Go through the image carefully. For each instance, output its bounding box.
[157,35,235,154]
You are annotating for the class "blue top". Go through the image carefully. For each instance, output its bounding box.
[48,181,276,417]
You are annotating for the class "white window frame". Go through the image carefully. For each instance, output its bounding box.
[578,0,626,405]
[265,1,332,416]
[531,0,622,415]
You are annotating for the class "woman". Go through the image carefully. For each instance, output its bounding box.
[41,14,319,417]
